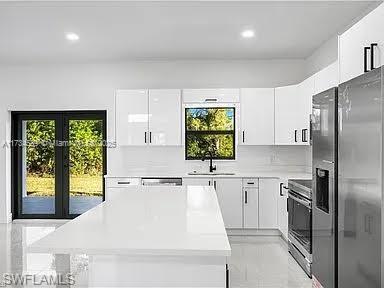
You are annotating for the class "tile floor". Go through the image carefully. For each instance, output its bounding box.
[0,221,312,287]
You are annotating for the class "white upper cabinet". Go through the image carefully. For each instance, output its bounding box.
[274,84,299,145]
[275,77,313,146]
[240,88,274,145]
[296,76,314,145]
[339,3,384,83]
[149,89,181,146]
[314,61,338,95]
[183,89,240,103]
[116,90,149,146]
[116,89,181,146]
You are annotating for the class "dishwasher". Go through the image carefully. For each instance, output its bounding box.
[141,178,183,186]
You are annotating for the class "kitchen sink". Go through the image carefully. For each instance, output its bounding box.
[187,172,236,176]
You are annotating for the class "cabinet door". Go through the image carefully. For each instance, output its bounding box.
[259,178,278,229]
[277,180,289,239]
[314,61,338,95]
[183,89,240,103]
[243,187,259,229]
[339,3,384,83]
[274,85,299,145]
[149,89,181,146]
[183,177,212,186]
[213,178,243,229]
[296,76,314,145]
[240,88,274,145]
[115,90,149,146]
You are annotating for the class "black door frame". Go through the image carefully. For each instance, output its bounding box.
[11,110,107,219]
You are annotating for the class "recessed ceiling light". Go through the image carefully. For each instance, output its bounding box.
[241,29,255,39]
[66,33,80,42]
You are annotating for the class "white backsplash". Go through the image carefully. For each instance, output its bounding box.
[108,145,311,175]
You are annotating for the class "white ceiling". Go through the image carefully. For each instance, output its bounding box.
[0,1,379,64]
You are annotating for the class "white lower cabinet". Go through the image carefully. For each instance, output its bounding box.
[213,178,243,229]
[277,180,289,239]
[243,187,259,229]
[183,177,243,229]
[259,178,279,229]
[183,177,287,232]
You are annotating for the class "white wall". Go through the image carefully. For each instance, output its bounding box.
[304,35,339,77]
[0,59,308,223]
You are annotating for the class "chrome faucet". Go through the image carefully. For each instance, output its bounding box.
[202,151,217,173]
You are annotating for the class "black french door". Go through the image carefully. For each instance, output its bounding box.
[12,111,106,219]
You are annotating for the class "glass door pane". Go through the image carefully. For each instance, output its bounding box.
[68,119,104,215]
[21,120,56,215]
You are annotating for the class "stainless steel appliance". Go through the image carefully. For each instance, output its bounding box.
[288,179,312,276]
[141,178,182,186]
[312,87,337,288]
[337,67,382,287]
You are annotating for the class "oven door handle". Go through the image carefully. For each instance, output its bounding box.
[288,192,311,209]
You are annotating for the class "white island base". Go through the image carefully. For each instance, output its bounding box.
[88,255,228,287]
[29,186,231,288]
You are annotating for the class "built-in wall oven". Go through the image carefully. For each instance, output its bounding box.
[287,179,312,277]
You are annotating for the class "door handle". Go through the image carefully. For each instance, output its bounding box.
[244,190,248,204]
[149,132,152,144]
[364,46,371,73]
[302,129,308,142]
[279,183,284,196]
[294,130,298,143]
[242,131,245,143]
[213,180,216,190]
[205,98,217,102]
[371,43,378,70]
[144,132,147,143]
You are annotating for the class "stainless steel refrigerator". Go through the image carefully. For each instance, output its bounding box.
[312,87,338,288]
[337,67,382,288]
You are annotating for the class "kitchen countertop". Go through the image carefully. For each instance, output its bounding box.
[104,171,312,180]
[28,186,231,257]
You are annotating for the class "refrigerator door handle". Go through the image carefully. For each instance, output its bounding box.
[370,43,378,70]
[364,46,371,73]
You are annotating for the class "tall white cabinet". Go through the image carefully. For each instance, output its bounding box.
[240,88,275,145]
[116,89,181,146]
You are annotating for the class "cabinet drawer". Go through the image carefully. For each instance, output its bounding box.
[242,178,259,188]
[106,178,141,188]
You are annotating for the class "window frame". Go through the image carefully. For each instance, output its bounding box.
[184,106,236,160]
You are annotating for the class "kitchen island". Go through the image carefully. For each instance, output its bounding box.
[28,186,231,287]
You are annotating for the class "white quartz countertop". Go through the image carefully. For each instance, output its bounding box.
[28,186,231,257]
[104,171,311,180]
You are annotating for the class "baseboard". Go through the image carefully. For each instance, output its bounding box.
[7,213,12,223]
[226,228,281,236]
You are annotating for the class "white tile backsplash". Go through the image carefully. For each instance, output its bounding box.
[107,145,311,175]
